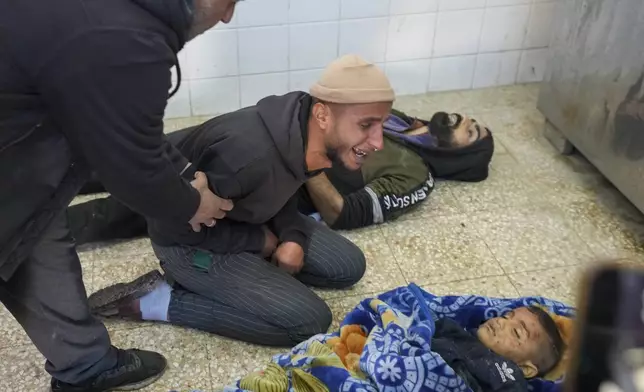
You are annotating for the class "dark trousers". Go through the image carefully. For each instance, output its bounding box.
[0,213,117,383]
[153,221,366,346]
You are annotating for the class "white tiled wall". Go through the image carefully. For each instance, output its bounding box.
[166,0,556,118]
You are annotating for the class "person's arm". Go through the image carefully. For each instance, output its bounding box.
[306,171,435,230]
[305,173,345,225]
[39,29,201,224]
[268,195,312,249]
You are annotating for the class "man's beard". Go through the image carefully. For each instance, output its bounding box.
[325,148,346,169]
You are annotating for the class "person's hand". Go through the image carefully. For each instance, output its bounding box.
[262,226,278,258]
[188,171,233,232]
[272,242,304,275]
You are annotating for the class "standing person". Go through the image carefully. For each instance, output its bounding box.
[0,0,240,391]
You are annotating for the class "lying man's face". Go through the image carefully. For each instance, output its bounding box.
[429,112,490,148]
[477,307,562,379]
[316,101,392,171]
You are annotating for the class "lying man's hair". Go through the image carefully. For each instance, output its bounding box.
[527,306,566,377]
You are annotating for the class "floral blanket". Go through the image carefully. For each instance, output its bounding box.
[191,284,575,392]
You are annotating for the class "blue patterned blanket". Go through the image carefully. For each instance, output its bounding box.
[179,284,575,392]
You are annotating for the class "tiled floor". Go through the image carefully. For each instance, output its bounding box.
[2,84,644,391]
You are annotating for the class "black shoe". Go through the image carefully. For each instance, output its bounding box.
[89,270,163,318]
[50,348,167,391]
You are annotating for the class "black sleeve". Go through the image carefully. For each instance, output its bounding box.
[40,29,200,225]
[149,218,265,254]
[269,196,312,249]
[330,189,374,230]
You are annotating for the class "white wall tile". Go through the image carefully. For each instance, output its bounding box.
[290,22,339,70]
[390,0,439,15]
[165,84,191,119]
[386,14,436,62]
[385,60,431,95]
[184,29,238,79]
[238,26,289,75]
[433,9,484,57]
[524,2,556,48]
[486,0,531,7]
[517,48,549,83]
[479,5,530,52]
[340,0,390,19]
[438,0,485,11]
[473,51,521,88]
[190,77,240,116]
[289,0,341,23]
[339,18,389,63]
[240,73,289,107]
[236,0,289,27]
[429,55,476,91]
[290,69,325,91]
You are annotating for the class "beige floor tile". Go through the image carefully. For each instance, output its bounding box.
[453,84,540,114]
[78,238,155,263]
[110,325,213,392]
[559,201,644,261]
[449,154,541,213]
[208,338,284,390]
[92,250,161,294]
[479,107,545,141]
[395,181,464,222]
[381,215,503,284]
[69,193,109,206]
[327,293,377,331]
[469,205,595,273]
[314,227,406,300]
[508,266,586,306]
[0,344,49,391]
[421,275,520,298]
[0,306,30,350]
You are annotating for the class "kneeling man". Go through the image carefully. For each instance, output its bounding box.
[89,55,394,346]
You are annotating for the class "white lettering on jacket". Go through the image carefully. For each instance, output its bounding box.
[382,175,434,211]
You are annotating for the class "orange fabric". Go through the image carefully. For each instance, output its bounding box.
[327,325,368,371]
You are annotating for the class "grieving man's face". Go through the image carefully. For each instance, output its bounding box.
[430,112,490,148]
[324,102,392,171]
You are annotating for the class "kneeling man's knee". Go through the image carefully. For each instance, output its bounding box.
[342,242,367,287]
[288,297,332,344]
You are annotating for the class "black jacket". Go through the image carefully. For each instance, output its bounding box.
[148,92,313,253]
[0,0,201,280]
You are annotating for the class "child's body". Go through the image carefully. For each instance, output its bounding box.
[432,306,565,392]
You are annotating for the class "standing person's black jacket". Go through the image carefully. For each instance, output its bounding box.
[147,92,314,254]
[0,0,201,281]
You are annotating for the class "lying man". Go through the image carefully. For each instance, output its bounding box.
[300,109,494,229]
[68,110,494,242]
[87,55,395,346]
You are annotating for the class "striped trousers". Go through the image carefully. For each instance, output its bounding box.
[152,221,366,347]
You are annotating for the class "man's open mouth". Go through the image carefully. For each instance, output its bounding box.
[352,147,367,158]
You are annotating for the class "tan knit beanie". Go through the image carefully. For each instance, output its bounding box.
[310,54,395,104]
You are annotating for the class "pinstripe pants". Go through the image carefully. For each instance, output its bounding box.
[152,222,366,347]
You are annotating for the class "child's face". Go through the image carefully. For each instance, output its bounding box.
[477,307,547,378]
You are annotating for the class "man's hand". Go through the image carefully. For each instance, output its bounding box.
[188,171,234,232]
[262,226,278,258]
[272,242,304,275]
